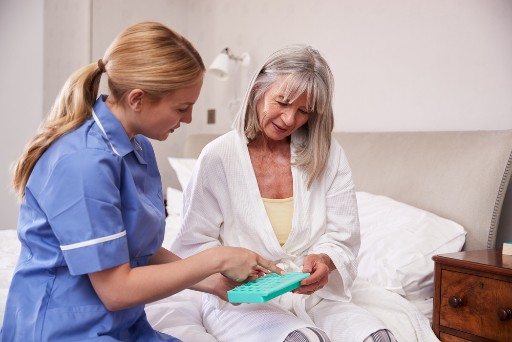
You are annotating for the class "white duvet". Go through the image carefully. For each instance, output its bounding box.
[0,229,20,324]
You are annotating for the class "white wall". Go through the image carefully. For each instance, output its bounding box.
[185,0,512,134]
[0,0,44,229]
[169,0,512,192]
[44,0,92,113]
[2,0,512,229]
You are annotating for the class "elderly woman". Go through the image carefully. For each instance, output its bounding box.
[171,45,396,342]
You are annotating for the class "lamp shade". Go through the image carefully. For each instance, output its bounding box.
[208,51,230,80]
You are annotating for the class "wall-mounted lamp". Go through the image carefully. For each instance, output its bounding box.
[208,47,251,81]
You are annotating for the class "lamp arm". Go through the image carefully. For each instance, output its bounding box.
[223,47,250,65]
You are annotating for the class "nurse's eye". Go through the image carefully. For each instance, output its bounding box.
[178,107,190,113]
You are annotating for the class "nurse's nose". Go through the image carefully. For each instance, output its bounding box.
[181,111,192,124]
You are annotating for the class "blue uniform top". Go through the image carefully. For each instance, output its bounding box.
[1,96,180,341]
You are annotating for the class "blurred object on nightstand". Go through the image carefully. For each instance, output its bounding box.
[503,242,512,255]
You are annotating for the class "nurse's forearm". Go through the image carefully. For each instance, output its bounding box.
[148,247,181,265]
[89,246,282,311]
[89,248,225,311]
[149,248,236,299]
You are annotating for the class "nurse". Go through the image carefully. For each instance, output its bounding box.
[1,21,283,341]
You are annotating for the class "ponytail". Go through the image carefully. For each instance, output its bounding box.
[12,62,103,200]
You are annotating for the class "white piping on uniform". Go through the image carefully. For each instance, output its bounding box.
[60,110,126,252]
[92,109,121,157]
[60,231,126,251]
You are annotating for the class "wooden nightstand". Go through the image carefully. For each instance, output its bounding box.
[433,249,512,341]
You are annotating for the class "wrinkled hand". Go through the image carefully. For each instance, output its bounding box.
[293,254,331,295]
[218,246,285,283]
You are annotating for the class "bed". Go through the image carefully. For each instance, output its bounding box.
[2,129,512,341]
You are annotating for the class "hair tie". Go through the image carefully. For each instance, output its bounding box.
[97,59,106,73]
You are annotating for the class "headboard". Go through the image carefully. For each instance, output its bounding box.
[182,130,512,251]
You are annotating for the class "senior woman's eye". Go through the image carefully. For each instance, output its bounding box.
[275,99,290,107]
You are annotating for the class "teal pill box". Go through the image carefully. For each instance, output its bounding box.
[227,272,310,303]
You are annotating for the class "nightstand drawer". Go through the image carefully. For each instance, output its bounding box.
[439,332,471,342]
[440,270,512,341]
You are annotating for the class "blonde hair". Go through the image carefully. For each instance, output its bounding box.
[12,21,205,200]
[233,45,334,188]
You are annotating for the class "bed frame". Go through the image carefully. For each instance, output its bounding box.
[179,130,512,251]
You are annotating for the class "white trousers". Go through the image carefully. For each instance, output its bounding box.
[200,292,387,342]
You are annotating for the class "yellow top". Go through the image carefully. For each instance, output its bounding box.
[262,196,294,246]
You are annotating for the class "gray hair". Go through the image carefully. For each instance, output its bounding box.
[233,44,335,188]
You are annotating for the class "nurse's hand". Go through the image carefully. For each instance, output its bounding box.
[194,273,239,301]
[216,246,285,283]
[197,270,265,302]
[293,253,332,295]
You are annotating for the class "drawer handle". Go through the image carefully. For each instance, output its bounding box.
[448,296,463,308]
[497,308,512,321]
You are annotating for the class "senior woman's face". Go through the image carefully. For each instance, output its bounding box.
[256,77,310,141]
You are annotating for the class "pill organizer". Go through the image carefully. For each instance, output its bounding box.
[227,272,310,303]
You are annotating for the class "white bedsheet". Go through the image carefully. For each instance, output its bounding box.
[349,279,438,341]
[0,229,20,324]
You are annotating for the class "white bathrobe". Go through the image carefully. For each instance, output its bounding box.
[170,129,388,342]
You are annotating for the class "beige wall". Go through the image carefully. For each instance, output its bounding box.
[2,0,512,229]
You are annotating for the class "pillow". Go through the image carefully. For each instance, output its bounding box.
[166,187,184,216]
[164,187,184,248]
[355,191,466,301]
[168,157,197,190]
[166,157,196,248]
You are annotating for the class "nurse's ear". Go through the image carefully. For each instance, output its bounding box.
[127,89,145,112]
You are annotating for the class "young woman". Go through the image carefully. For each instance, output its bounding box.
[170,45,397,342]
[1,22,282,342]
